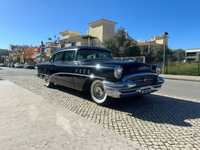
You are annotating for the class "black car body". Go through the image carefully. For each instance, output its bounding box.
[37,47,164,104]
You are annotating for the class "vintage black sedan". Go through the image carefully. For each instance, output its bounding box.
[37,47,164,104]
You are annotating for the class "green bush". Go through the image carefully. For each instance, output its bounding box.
[166,63,200,76]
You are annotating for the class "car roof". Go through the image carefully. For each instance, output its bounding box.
[54,46,111,55]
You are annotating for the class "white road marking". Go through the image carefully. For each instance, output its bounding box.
[153,92,199,102]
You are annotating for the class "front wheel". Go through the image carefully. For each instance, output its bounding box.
[90,80,108,104]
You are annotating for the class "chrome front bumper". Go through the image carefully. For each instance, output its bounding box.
[103,77,164,98]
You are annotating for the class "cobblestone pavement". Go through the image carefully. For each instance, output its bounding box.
[1,68,200,150]
[0,80,141,150]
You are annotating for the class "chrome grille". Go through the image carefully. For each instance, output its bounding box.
[126,74,158,87]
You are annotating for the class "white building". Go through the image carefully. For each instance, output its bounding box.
[185,48,200,62]
[89,19,116,43]
[59,30,100,48]
[59,19,116,48]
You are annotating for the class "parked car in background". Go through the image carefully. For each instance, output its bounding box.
[14,63,24,68]
[37,47,164,104]
[24,63,35,69]
[8,63,14,68]
[0,63,6,67]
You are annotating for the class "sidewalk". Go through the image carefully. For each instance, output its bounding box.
[161,74,200,82]
[0,80,142,150]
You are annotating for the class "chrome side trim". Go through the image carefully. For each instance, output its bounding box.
[54,63,113,70]
[49,72,105,81]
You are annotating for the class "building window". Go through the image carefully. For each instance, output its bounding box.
[187,52,196,56]
[71,42,76,46]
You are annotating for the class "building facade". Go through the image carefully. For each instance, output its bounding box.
[88,19,116,44]
[8,45,40,64]
[59,30,80,41]
[137,35,168,55]
[185,48,200,62]
[59,19,116,48]
[23,47,40,64]
[45,41,61,57]
[59,30,101,48]
[0,49,9,64]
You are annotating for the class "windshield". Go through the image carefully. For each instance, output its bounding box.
[77,49,112,61]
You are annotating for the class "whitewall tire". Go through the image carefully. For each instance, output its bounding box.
[90,80,107,104]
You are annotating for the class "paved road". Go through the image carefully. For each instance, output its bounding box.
[157,79,200,101]
[1,67,200,149]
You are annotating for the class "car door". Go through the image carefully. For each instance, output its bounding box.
[73,49,92,91]
[52,51,65,85]
[58,50,76,89]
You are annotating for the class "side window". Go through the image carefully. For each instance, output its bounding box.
[63,51,75,62]
[54,52,64,62]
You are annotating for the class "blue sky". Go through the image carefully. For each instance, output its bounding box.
[0,0,199,49]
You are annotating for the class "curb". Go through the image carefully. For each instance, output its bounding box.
[161,75,200,82]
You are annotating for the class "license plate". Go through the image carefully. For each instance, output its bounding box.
[140,87,152,94]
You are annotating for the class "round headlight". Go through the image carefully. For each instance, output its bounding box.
[156,67,161,75]
[114,66,123,79]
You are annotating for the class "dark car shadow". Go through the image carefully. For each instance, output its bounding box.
[53,85,91,100]
[104,94,200,127]
[51,85,200,127]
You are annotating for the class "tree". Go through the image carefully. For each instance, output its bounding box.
[146,48,164,64]
[170,49,185,62]
[125,46,141,57]
[104,28,140,57]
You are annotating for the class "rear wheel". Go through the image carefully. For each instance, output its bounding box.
[90,80,107,104]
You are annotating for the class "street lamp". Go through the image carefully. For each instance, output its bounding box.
[163,32,168,74]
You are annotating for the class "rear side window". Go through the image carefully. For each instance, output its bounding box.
[54,52,64,62]
[77,49,112,61]
[63,51,75,62]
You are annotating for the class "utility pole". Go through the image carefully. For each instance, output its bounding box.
[198,53,200,76]
[40,41,45,62]
[163,32,168,74]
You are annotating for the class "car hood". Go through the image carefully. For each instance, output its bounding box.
[81,59,152,75]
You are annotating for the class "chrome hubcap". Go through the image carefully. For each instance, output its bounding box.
[93,83,105,100]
